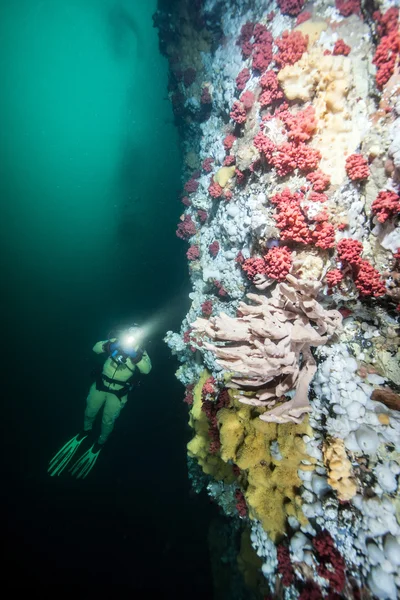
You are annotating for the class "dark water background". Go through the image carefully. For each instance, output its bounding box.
[0,0,216,593]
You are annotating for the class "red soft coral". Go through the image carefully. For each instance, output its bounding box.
[184,178,199,193]
[263,246,292,280]
[223,134,237,150]
[242,257,267,280]
[271,142,298,176]
[183,384,195,405]
[296,11,312,25]
[253,131,276,162]
[354,260,386,297]
[252,24,273,73]
[176,214,197,240]
[235,489,247,517]
[223,155,236,166]
[187,245,200,260]
[283,105,317,143]
[236,67,251,91]
[208,179,224,198]
[333,39,351,55]
[373,30,400,88]
[309,191,328,202]
[337,238,363,264]
[259,70,284,106]
[275,30,309,69]
[240,90,255,109]
[277,544,295,586]
[311,222,336,249]
[271,189,312,243]
[306,170,331,192]
[373,7,399,38]
[202,376,217,397]
[236,22,254,59]
[335,0,361,17]
[202,157,214,173]
[371,190,400,223]
[209,240,220,257]
[326,269,344,288]
[230,101,247,124]
[345,154,370,181]
[201,300,213,317]
[296,144,321,172]
[197,209,208,223]
[277,0,305,16]
[313,531,346,593]
[271,141,320,174]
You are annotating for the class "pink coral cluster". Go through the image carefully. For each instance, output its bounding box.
[271,189,313,243]
[176,214,196,240]
[234,489,247,517]
[253,131,276,162]
[337,238,363,264]
[270,188,336,248]
[307,170,331,192]
[309,191,328,203]
[208,179,224,198]
[202,376,217,398]
[372,15,400,89]
[313,531,346,593]
[277,0,305,17]
[201,300,213,317]
[374,7,399,37]
[345,154,370,181]
[209,240,220,257]
[283,105,317,143]
[252,23,274,73]
[223,134,236,150]
[230,101,247,124]
[183,384,194,405]
[187,245,200,261]
[272,142,321,176]
[326,268,344,288]
[275,30,309,69]
[264,246,293,280]
[259,70,284,106]
[202,157,214,173]
[335,238,386,297]
[197,209,208,224]
[353,260,387,297]
[335,0,361,17]
[236,22,254,59]
[240,90,255,110]
[371,190,400,223]
[277,544,295,586]
[333,39,351,55]
[184,178,199,193]
[242,246,293,282]
[236,67,251,91]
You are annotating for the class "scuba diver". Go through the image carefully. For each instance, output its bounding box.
[48,325,152,478]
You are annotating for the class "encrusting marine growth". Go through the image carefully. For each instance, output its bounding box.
[156,0,400,597]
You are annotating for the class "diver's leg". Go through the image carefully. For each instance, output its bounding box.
[98,393,127,444]
[84,383,106,433]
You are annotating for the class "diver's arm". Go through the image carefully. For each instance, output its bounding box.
[92,339,117,354]
[136,351,152,374]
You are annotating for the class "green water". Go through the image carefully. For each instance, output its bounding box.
[0,2,216,591]
[0,0,182,328]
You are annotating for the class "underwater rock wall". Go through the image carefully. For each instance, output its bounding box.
[155,1,400,598]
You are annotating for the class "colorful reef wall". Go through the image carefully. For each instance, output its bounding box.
[155,1,400,598]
